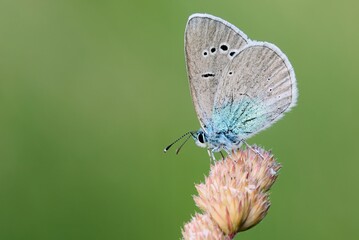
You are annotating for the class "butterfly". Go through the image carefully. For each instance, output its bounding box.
[165,13,298,160]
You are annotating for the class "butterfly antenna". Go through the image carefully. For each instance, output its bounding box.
[175,134,193,155]
[164,131,194,153]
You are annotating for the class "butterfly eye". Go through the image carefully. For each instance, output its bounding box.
[228,71,233,76]
[202,50,209,57]
[198,133,205,144]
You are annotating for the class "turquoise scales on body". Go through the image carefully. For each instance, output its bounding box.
[194,98,268,154]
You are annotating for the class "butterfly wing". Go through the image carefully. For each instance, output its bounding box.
[185,14,250,129]
[212,42,297,139]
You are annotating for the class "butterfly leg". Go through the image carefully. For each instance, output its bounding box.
[220,151,225,160]
[207,148,216,162]
[243,140,265,159]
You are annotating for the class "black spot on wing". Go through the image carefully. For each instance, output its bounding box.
[201,73,215,78]
[220,44,228,51]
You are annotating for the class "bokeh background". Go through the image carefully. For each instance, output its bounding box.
[0,0,358,239]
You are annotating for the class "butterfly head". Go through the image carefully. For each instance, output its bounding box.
[193,129,208,148]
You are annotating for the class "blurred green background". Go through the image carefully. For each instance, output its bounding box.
[0,0,358,239]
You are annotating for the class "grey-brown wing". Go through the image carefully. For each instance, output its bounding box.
[185,13,250,128]
[212,42,297,139]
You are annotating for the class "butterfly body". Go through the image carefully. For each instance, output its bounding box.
[194,127,242,153]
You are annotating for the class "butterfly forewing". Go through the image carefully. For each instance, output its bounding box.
[185,14,250,128]
[212,42,297,139]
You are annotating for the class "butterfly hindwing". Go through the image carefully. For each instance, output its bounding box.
[212,42,297,139]
[185,14,250,128]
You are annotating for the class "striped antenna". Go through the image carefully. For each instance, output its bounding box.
[164,131,194,153]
